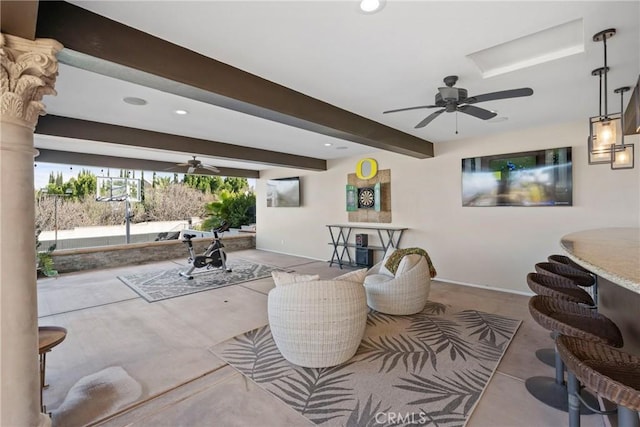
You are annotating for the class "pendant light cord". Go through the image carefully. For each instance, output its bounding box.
[619,89,625,146]
[598,73,603,118]
[603,36,609,117]
[455,111,458,135]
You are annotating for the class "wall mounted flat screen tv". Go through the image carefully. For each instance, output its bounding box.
[266,177,301,207]
[461,147,572,207]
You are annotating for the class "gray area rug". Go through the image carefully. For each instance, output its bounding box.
[118,258,281,302]
[211,302,521,427]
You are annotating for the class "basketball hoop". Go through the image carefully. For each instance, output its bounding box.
[95,177,142,243]
[96,177,141,202]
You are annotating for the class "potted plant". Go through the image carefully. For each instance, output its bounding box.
[36,230,58,277]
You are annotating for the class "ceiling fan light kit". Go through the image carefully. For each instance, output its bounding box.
[383,75,533,132]
[587,28,634,169]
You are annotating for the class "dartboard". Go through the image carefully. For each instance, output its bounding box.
[358,187,375,208]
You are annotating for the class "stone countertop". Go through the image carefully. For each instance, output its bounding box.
[560,228,640,293]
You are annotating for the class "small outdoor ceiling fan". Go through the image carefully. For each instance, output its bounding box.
[175,156,220,174]
[383,75,534,129]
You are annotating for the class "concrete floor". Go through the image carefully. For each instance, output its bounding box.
[37,249,605,427]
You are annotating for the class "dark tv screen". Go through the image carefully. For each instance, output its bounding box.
[461,147,572,207]
[266,177,301,207]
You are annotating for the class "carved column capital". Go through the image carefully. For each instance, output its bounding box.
[0,33,63,130]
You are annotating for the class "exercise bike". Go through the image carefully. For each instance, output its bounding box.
[179,222,232,279]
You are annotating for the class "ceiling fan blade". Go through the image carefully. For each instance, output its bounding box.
[457,104,497,120]
[415,109,445,128]
[176,162,189,167]
[201,165,220,173]
[464,88,533,104]
[383,105,439,114]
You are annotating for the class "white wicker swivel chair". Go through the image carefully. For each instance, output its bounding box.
[364,254,431,315]
[267,270,368,368]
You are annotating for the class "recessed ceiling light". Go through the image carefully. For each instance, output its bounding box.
[123,96,147,106]
[174,109,188,115]
[324,143,333,147]
[359,0,385,14]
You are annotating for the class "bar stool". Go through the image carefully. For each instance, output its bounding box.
[535,262,596,304]
[557,335,640,427]
[527,272,594,306]
[527,272,595,367]
[548,255,592,275]
[548,254,598,304]
[525,295,623,412]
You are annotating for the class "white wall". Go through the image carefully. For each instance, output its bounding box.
[257,120,639,293]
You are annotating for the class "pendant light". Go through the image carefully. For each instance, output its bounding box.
[588,29,622,164]
[611,86,634,169]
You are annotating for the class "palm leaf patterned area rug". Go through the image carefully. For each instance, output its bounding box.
[210,302,521,427]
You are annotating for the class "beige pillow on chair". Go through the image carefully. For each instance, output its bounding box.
[378,247,397,276]
[334,268,368,283]
[394,254,422,276]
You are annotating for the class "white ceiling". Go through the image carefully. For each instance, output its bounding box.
[35,1,640,173]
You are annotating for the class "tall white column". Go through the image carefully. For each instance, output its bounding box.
[0,33,62,427]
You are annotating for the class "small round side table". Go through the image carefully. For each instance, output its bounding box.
[38,326,67,413]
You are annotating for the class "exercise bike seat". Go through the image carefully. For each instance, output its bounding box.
[182,233,196,240]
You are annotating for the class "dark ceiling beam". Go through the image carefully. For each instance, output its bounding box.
[35,115,326,171]
[36,149,260,179]
[35,1,434,159]
[1,1,39,40]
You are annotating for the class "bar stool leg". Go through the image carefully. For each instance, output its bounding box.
[618,406,640,427]
[39,352,46,413]
[554,347,564,384]
[567,371,581,427]
[526,345,598,413]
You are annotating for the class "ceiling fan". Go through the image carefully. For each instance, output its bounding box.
[383,75,534,129]
[175,156,220,174]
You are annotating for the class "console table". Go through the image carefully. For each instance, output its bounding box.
[326,224,408,269]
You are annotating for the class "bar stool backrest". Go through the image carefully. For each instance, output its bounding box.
[557,335,640,411]
[528,296,622,347]
[527,272,594,306]
[547,254,592,275]
[535,262,595,288]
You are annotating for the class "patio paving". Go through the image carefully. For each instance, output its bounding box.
[37,249,605,427]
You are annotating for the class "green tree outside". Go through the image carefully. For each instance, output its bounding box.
[202,190,256,229]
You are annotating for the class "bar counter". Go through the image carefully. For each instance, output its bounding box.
[560,228,640,293]
[560,227,640,354]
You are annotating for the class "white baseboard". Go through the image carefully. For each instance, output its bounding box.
[435,278,534,297]
[254,247,325,262]
[254,248,535,296]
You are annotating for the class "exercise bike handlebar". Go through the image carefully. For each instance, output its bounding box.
[182,221,230,242]
[215,221,230,233]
